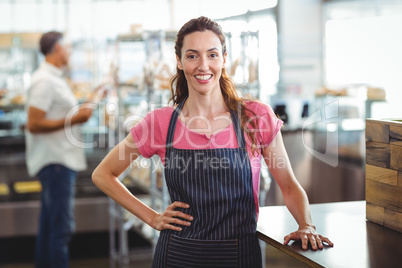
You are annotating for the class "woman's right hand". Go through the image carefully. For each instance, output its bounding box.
[153,201,193,231]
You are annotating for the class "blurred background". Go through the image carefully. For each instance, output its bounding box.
[0,0,401,267]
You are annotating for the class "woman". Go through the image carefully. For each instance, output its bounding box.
[92,16,333,267]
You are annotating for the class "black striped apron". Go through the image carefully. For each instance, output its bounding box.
[152,98,262,268]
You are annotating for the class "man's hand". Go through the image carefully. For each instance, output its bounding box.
[71,103,93,124]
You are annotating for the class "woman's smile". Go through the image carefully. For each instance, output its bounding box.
[194,74,213,83]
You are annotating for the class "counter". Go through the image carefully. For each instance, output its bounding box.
[257,201,402,268]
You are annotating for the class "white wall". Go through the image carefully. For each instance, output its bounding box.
[324,1,402,118]
[277,0,323,98]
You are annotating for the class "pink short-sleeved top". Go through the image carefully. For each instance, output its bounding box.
[131,101,283,218]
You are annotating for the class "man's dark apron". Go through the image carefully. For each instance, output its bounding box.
[152,98,262,268]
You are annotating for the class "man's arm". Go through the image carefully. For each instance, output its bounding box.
[27,105,92,134]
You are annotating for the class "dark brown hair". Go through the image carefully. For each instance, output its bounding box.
[170,16,261,155]
[39,31,63,56]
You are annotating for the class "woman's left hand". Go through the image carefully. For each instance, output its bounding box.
[284,225,334,250]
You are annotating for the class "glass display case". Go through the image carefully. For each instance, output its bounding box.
[312,94,366,163]
[307,92,367,203]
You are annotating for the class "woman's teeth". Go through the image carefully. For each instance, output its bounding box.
[195,75,212,80]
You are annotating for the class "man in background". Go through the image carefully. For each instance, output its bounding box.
[25,31,92,268]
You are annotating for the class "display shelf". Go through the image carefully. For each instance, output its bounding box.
[108,30,175,267]
[117,83,142,88]
[0,104,25,112]
[0,129,24,138]
[225,30,261,99]
[0,36,41,111]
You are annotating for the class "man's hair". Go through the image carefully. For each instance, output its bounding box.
[39,31,63,56]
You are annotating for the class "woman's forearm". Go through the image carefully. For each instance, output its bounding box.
[264,132,315,229]
[282,182,314,229]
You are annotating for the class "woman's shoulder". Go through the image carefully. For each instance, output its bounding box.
[130,105,174,156]
[244,100,275,115]
[145,105,174,120]
[151,105,174,115]
[147,105,175,128]
[132,105,174,130]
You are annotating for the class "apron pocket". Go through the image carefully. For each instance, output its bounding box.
[167,234,238,268]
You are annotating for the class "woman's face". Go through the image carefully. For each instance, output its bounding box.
[176,30,227,97]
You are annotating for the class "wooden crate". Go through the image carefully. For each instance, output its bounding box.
[366,118,402,233]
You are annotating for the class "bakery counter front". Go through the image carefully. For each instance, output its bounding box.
[0,135,134,238]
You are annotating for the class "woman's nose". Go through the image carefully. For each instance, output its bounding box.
[197,56,208,71]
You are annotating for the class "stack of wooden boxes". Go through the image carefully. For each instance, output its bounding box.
[365,119,402,233]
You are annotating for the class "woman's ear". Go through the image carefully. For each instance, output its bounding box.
[223,52,227,68]
[176,55,183,70]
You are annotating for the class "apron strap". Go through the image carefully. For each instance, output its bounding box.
[230,108,246,149]
[166,97,187,149]
[165,96,247,149]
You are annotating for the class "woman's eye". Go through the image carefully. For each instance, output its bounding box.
[210,53,218,58]
[187,54,196,59]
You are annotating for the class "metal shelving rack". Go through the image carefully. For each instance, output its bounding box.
[228,30,261,99]
[108,30,175,268]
